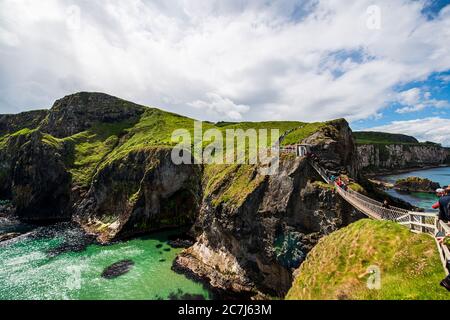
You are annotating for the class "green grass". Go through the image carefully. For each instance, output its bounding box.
[286,219,449,300]
[203,164,265,208]
[354,131,424,145]
[282,122,328,146]
[348,182,366,194]
[97,108,211,170]
[61,121,137,187]
[311,181,335,191]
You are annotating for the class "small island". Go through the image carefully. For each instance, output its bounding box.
[394,177,441,193]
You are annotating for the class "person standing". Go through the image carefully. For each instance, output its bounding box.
[432,188,445,209]
[438,187,450,223]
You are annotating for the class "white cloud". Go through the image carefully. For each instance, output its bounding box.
[188,93,250,120]
[368,117,450,146]
[440,76,450,82]
[395,87,449,114]
[0,0,449,122]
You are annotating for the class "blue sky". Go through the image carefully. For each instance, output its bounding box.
[1,0,450,144]
[353,70,450,130]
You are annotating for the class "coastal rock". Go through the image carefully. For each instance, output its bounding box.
[74,148,202,243]
[394,177,440,193]
[0,130,71,222]
[357,144,449,173]
[41,92,145,138]
[0,232,21,242]
[0,110,49,136]
[101,260,135,279]
[303,119,358,177]
[175,120,364,297]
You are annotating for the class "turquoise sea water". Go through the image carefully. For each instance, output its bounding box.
[0,225,211,300]
[379,166,450,210]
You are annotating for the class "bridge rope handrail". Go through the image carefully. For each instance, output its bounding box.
[308,159,449,275]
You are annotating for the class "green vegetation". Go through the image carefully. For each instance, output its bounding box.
[348,182,366,194]
[286,219,449,300]
[354,131,424,145]
[97,108,207,170]
[312,181,335,191]
[282,122,327,146]
[395,177,433,184]
[444,237,450,247]
[61,121,137,187]
[394,177,439,193]
[203,164,265,208]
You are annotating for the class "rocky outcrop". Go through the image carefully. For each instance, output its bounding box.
[357,144,449,173]
[0,130,71,222]
[41,92,145,138]
[175,158,362,297]
[74,148,202,243]
[394,177,440,193]
[0,110,49,135]
[0,92,148,222]
[174,119,363,297]
[305,119,357,177]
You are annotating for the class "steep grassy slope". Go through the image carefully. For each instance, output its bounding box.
[286,219,449,300]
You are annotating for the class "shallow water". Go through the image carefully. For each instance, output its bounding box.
[0,224,211,300]
[379,166,450,210]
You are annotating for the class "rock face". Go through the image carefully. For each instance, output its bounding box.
[0,110,49,135]
[357,144,449,173]
[176,159,361,297]
[394,177,440,193]
[305,119,357,177]
[0,92,147,222]
[41,92,145,138]
[74,148,202,243]
[174,120,363,297]
[0,130,71,221]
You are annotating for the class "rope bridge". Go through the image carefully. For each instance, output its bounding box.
[309,160,450,275]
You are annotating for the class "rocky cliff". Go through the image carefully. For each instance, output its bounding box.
[357,143,449,173]
[0,92,363,297]
[174,120,362,297]
[355,131,450,173]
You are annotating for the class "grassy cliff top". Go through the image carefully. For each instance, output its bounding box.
[286,219,449,300]
[354,131,419,145]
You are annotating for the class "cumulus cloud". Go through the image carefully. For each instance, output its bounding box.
[368,117,450,146]
[188,93,250,120]
[0,0,449,122]
[395,87,449,114]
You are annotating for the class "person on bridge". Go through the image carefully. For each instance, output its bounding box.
[438,187,450,223]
